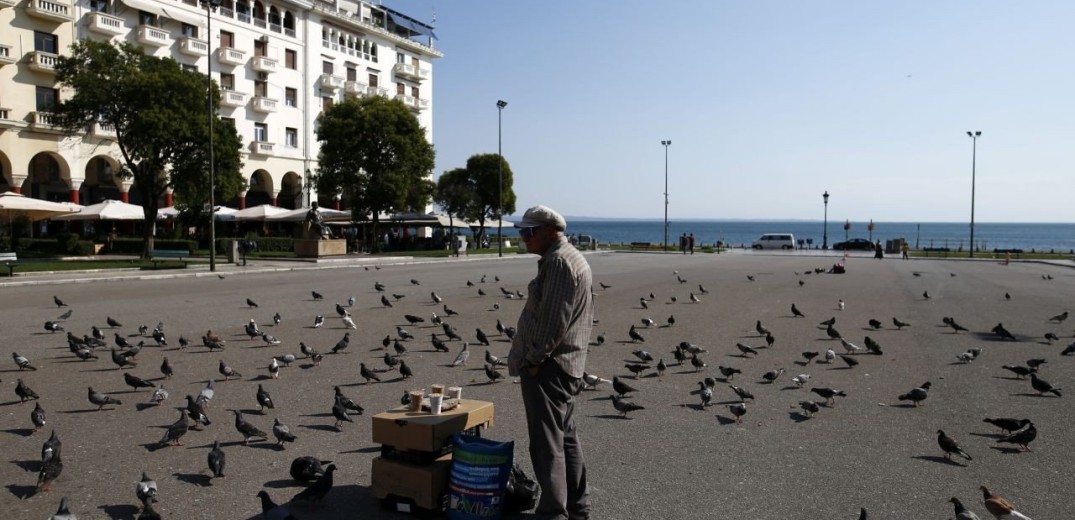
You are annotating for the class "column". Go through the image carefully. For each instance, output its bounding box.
[68,180,82,205]
[119,181,132,203]
[238,190,247,209]
[10,174,27,194]
[164,189,173,208]
[270,189,280,207]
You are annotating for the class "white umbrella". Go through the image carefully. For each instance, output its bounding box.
[265,206,350,222]
[157,206,180,219]
[229,204,290,221]
[0,192,82,221]
[55,199,145,221]
[212,205,238,221]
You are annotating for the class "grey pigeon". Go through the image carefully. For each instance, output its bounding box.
[16,378,40,403]
[124,373,155,391]
[334,386,364,415]
[898,381,932,406]
[208,440,226,478]
[159,410,189,447]
[996,422,1037,451]
[949,497,981,520]
[290,456,330,482]
[612,376,637,396]
[136,471,158,504]
[291,463,337,504]
[232,410,268,444]
[273,418,297,447]
[185,395,211,427]
[12,352,36,370]
[1030,373,1061,397]
[219,360,241,381]
[937,429,972,461]
[332,332,351,354]
[49,496,77,520]
[484,363,504,383]
[256,384,274,412]
[451,343,470,366]
[31,402,46,430]
[799,400,820,417]
[810,387,846,406]
[359,362,380,384]
[42,429,62,463]
[610,394,644,417]
[88,387,121,410]
[728,402,747,423]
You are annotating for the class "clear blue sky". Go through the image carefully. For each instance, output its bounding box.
[384,1,1075,223]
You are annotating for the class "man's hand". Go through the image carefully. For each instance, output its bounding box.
[527,364,540,377]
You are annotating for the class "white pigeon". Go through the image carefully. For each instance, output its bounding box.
[689,292,700,303]
[269,358,280,379]
[148,385,169,405]
[451,343,470,367]
[431,291,443,303]
[273,312,281,325]
[582,372,612,390]
[431,313,442,325]
[313,315,324,328]
[347,296,355,307]
[136,472,158,504]
[840,338,863,355]
[824,348,836,363]
[838,299,845,311]
[640,298,649,310]
[792,374,811,388]
[641,317,655,328]
[262,333,281,346]
[197,380,214,406]
[957,352,975,364]
[342,315,356,330]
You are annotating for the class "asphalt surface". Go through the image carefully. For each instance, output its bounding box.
[1,250,1073,519]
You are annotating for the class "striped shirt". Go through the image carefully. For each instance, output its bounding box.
[508,237,594,378]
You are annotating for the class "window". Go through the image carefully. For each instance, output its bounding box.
[285,49,296,69]
[254,123,267,142]
[139,10,157,27]
[396,52,405,64]
[411,86,419,98]
[322,97,333,110]
[220,73,235,90]
[346,67,357,82]
[285,127,297,147]
[368,73,378,87]
[34,31,58,54]
[36,86,58,112]
[254,40,266,57]
[285,87,297,107]
[181,24,198,38]
[182,63,198,73]
[254,80,267,97]
[322,61,333,74]
[220,31,235,48]
[396,83,405,95]
[89,0,107,12]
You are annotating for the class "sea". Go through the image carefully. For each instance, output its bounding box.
[550,220,1075,253]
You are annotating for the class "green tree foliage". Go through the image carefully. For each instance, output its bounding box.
[434,167,473,234]
[315,96,435,252]
[462,153,515,234]
[52,40,243,256]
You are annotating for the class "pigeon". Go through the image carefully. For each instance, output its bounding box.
[382,352,400,370]
[819,317,836,328]
[1001,365,1036,379]
[148,385,168,406]
[247,298,259,308]
[151,329,167,346]
[624,363,650,377]
[313,315,324,328]
[612,376,637,396]
[730,384,754,401]
[484,364,504,383]
[639,298,649,310]
[334,386,364,415]
[641,316,656,328]
[291,463,337,504]
[628,325,645,343]
[1048,311,1068,323]
[746,275,755,282]
[824,349,837,364]
[232,410,268,444]
[1029,373,1061,397]
[791,374,811,388]
[106,317,122,328]
[36,453,63,493]
[268,358,281,379]
[582,372,612,390]
[837,299,844,310]
[244,320,261,340]
[996,422,1037,452]
[899,381,932,406]
[374,282,386,292]
[810,387,846,406]
[840,338,863,355]
[736,343,758,357]
[359,363,380,384]
[947,318,969,333]
[718,365,741,381]
[983,417,1031,434]
[892,317,910,330]
[124,373,155,391]
[980,486,1033,520]
[219,360,241,381]
[839,355,859,368]
[53,295,67,307]
[690,356,707,372]
[88,387,121,410]
[256,490,300,520]
[1044,332,1059,343]
[12,352,36,370]
[950,497,982,520]
[332,332,351,354]
[728,402,747,423]
[610,394,644,417]
[938,429,973,461]
[31,402,46,430]
[332,399,355,429]
[923,290,932,300]
[825,325,842,339]
[398,359,413,379]
[1025,358,1046,369]
[791,303,804,317]
[48,496,77,520]
[159,410,189,447]
[667,314,677,326]
[197,380,215,407]
[485,350,506,366]
[451,343,470,366]
[764,332,775,348]
[863,336,883,355]
[136,471,158,504]
[755,320,771,336]
[761,368,785,383]
[992,323,1016,341]
[689,293,700,303]
[431,334,450,352]
[868,318,882,329]
[262,333,281,346]
[799,400,820,417]
[256,384,275,412]
[208,440,226,478]
[633,350,654,363]
[801,351,819,363]
[185,395,211,427]
[44,321,64,333]
[291,456,330,482]
[443,304,458,316]
[42,429,62,462]
[273,418,297,447]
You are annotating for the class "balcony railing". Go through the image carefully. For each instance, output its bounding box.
[30,111,61,132]
[136,25,172,47]
[395,94,430,111]
[392,62,429,82]
[366,86,389,97]
[318,73,344,92]
[251,55,278,73]
[27,51,59,74]
[0,44,15,67]
[343,80,368,97]
[217,47,246,67]
[0,108,17,130]
[251,96,277,113]
[27,0,73,22]
[0,0,17,8]
[178,36,208,57]
[249,141,274,154]
[86,11,126,35]
[220,90,247,108]
[89,121,117,139]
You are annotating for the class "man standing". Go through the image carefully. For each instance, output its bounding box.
[508,205,593,520]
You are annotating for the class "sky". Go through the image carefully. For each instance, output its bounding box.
[383,1,1075,223]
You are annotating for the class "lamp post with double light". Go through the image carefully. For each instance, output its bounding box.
[496,100,507,257]
[661,140,671,251]
[966,131,981,257]
[201,0,221,271]
[822,191,829,249]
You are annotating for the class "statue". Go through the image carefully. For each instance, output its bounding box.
[304,202,327,240]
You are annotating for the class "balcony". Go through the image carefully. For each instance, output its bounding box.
[219,90,247,108]
[178,36,208,57]
[343,80,368,98]
[251,96,277,113]
[86,11,126,35]
[395,94,430,111]
[251,55,278,73]
[136,25,172,47]
[366,86,389,97]
[30,111,62,133]
[0,108,19,131]
[89,121,117,140]
[392,63,429,82]
[0,44,15,67]
[0,0,16,8]
[318,73,344,92]
[217,47,246,67]
[249,141,274,155]
[27,51,59,74]
[27,0,73,22]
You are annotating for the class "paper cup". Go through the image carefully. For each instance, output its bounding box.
[447,386,462,400]
[429,394,444,415]
[408,390,424,412]
[430,384,445,395]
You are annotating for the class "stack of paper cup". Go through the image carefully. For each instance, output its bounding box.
[429,394,444,415]
[447,386,462,400]
[408,390,424,412]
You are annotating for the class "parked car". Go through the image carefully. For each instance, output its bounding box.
[832,238,874,250]
[752,234,796,250]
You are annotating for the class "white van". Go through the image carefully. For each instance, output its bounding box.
[752,233,796,250]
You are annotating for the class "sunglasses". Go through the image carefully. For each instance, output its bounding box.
[519,226,543,240]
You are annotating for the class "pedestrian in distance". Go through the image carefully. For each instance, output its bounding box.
[508,205,593,520]
[688,233,695,255]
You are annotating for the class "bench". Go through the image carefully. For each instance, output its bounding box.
[994,248,1024,259]
[1,252,17,277]
[921,247,950,257]
[147,249,189,269]
[630,242,652,250]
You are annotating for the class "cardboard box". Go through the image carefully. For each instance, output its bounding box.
[372,399,494,453]
[371,454,453,511]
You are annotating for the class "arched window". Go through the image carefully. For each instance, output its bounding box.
[283,11,295,31]
[268,6,280,27]
[253,1,266,21]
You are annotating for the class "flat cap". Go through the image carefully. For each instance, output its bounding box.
[516,205,566,231]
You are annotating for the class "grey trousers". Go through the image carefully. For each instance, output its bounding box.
[520,360,590,520]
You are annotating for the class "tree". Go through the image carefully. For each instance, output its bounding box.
[52,40,244,256]
[434,167,474,236]
[315,96,435,252]
[462,153,515,237]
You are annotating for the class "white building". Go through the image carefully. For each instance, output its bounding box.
[0,0,439,209]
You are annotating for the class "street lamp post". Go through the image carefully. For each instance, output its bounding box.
[966,131,981,258]
[496,100,507,257]
[202,0,221,272]
[822,191,829,249]
[661,140,671,251]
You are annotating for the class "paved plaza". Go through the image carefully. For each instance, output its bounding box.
[1,251,1072,519]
